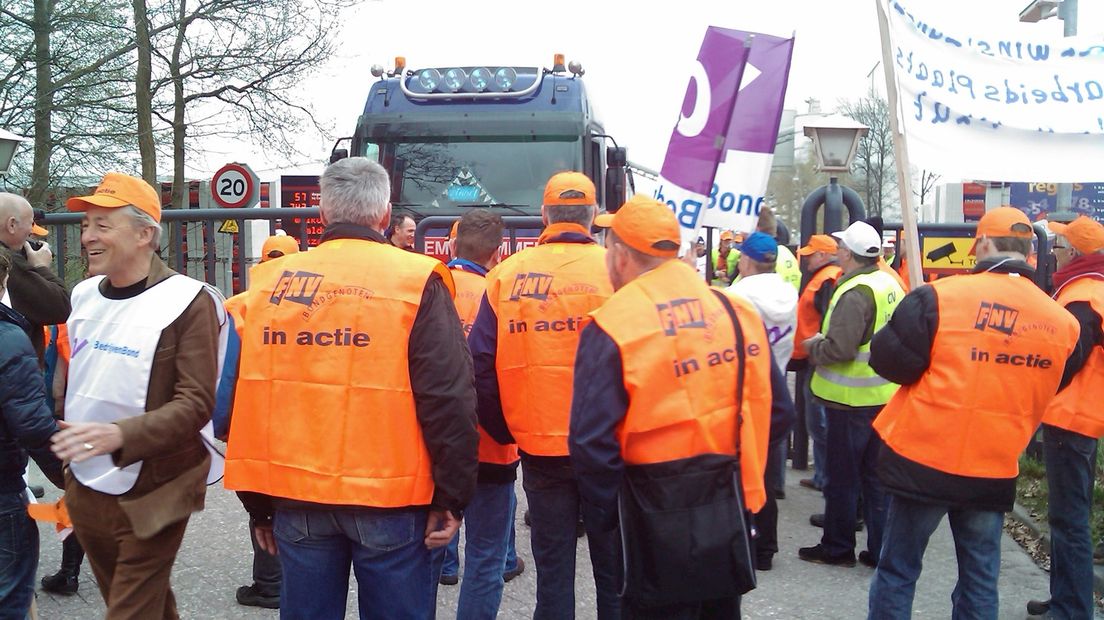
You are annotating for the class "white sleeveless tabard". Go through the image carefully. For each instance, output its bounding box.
[66,274,227,495]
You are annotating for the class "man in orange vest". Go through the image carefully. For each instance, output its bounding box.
[223,157,479,619]
[569,195,794,618]
[867,207,1085,619]
[439,210,527,618]
[1025,216,1104,619]
[791,234,842,493]
[213,232,299,610]
[469,171,617,619]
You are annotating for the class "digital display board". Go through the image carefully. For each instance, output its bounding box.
[279,175,323,246]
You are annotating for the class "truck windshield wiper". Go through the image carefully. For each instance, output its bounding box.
[459,203,534,216]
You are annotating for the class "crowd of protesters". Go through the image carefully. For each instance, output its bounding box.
[1,161,1103,620]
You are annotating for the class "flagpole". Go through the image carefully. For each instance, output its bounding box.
[875,0,923,287]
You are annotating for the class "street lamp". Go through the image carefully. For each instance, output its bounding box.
[799,115,869,239]
[802,114,869,173]
[0,129,27,177]
[1019,0,1061,24]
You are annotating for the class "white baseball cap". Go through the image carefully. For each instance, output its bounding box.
[831,222,882,258]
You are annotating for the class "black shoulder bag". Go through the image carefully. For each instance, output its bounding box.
[616,290,757,606]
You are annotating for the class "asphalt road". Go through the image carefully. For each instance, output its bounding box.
[28,456,1083,619]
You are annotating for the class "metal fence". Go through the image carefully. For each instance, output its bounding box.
[42,207,321,297]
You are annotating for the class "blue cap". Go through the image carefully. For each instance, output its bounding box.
[739,232,778,262]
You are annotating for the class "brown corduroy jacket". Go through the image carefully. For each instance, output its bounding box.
[66,256,220,539]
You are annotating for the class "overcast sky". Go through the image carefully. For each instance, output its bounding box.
[187,0,1087,180]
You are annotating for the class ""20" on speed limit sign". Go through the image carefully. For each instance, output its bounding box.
[211,163,259,209]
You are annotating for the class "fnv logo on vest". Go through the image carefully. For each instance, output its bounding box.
[974,302,1019,336]
[509,273,554,301]
[657,298,706,336]
[270,271,325,307]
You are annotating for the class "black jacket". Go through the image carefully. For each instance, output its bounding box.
[0,304,64,493]
[869,258,1091,511]
[1,245,70,364]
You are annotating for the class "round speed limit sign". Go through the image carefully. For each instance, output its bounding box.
[211,163,258,209]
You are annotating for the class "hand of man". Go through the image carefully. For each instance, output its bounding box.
[802,333,825,352]
[254,523,278,556]
[51,421,124,462]
[24,240,53,269]
[424,509,461,549]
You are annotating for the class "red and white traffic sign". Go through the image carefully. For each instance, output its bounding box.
[211,162,259,209]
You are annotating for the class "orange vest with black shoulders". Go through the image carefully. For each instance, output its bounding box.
[874,271,1079,478]
[792,264,842,360]
[451,266,520,466]
[483,223,613,456]
[224,238,455,508]
[590,260,773,512]
[1043,274,1104,438]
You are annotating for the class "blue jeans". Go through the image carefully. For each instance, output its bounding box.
[869,494,1003,620]
[822,406,886,557]
[0,492,37,620]
[1044,424,1098,619]
[274,507,442,620]
[802,370,828,488]
[522,458,620,620]
[441,481,517,620]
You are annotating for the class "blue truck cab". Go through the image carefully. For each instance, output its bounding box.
[333,57,628,225]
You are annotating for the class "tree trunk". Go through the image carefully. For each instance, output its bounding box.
[133,0,156,188]
[29,0,52,208]
[168,0,188,266]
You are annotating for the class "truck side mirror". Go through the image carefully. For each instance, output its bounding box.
[606,146,627,168]
[605,146,627,212]
[329,148,349,164]
[605,167,626,213]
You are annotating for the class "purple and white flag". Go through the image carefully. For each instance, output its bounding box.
[653,27,751,246]
[701,33,795,233]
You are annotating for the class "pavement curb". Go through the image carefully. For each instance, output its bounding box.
[1009,501,1104,595]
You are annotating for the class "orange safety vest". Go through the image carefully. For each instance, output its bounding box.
[1043,275,1104,438]
[879,257,908,292]
[591,259,773,512]
[451,266,520,467]
[55,323,70,364]
[484,223,613,456]
[874,271,1079,478]
[224,238,456,508]
[792,264,842,360]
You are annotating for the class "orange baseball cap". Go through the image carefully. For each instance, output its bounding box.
[796,234,839,257]
[970,206,1034,253]
[1049,216,1104,254]
[594,195,680,258]
[261,234,299,262]
[720,230,735,241]
[543,171,596,207]
[66,172,162,222]
[976,207,1034,240]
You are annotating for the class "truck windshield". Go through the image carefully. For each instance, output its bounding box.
[373,137,582,211]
